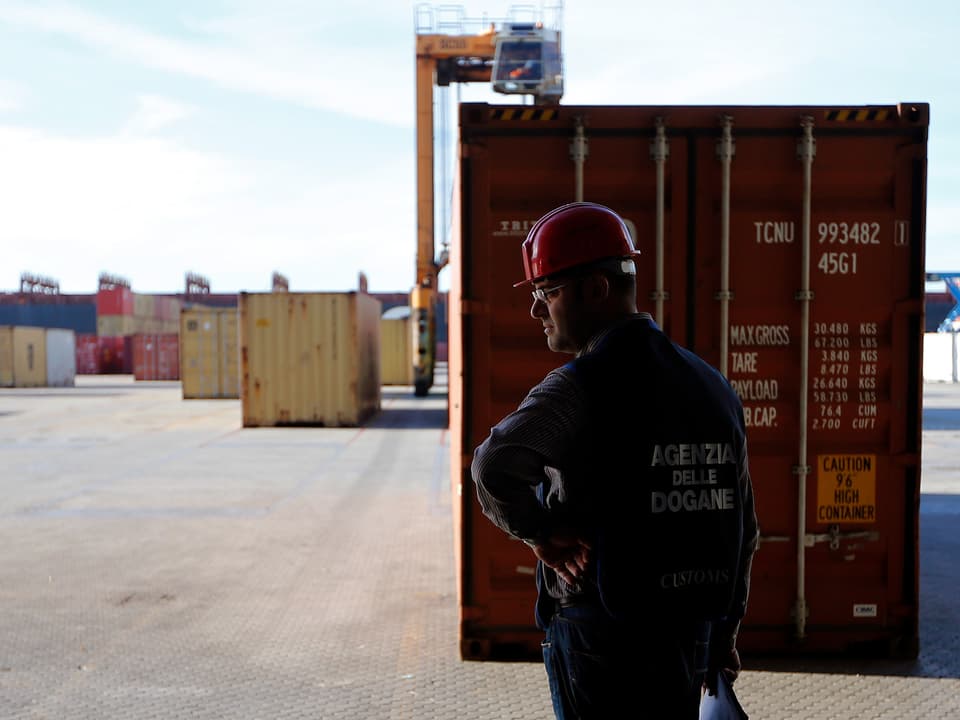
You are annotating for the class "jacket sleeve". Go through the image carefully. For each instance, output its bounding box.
[471,369,585,543]
[716,410,761,651]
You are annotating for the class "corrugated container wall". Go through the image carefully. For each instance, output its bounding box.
[98,314,136,337]
[133,333,180,381]
[97,287,134,316]
[132,295,181,334]
[239,292,381,427]
[45,329,76,386]
[0,326,47,387]
[0,304,96,334]
[98,336,133,374]
[450,103,928,660]
[180,308,240,399]
[380,307,414,386]
[75,334,99,374]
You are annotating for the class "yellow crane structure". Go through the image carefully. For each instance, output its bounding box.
[411,3,563,396]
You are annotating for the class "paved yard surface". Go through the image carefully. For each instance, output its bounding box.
[0,374,958,719]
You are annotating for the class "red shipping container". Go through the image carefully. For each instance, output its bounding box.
[449,102,927,661]
[75,334,99,374]
[98,336,133,374]
[133,333,180,381]
[97,287,134,317]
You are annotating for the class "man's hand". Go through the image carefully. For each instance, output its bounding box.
[527,531,592,585]
[704,646,742,695]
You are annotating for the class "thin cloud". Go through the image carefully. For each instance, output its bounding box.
[0,79,24,111]
[122,94,194,135]
[0,2,414,127]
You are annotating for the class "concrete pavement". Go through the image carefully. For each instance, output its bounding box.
[0,374,958,719]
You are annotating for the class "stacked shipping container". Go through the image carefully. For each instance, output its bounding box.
[96,286,134,373]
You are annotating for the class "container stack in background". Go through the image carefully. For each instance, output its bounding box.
[93,278,184,379]
[0,286,94,381]
[95,281,135,374]
[132,294,181,381]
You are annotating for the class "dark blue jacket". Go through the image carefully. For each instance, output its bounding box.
[535,315,757,638]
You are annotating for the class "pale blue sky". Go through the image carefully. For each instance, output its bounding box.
[1,1,957,294]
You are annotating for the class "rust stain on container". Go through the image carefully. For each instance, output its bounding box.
[239,292,381,427]
[450,102,928,660]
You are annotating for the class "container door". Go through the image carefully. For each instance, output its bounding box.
[688,106,926,656]
[452,104,689,659]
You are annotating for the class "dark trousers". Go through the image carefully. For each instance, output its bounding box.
[541,604,709,719]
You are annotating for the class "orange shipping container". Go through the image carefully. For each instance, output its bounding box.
[449,102,928,660]
[239,292,381,427]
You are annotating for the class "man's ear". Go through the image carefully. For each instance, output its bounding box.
[582,272,611,302]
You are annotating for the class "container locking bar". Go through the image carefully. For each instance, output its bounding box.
[717,115,735,377]
[570,116,588,202]
[794,115,817,640]
[650,117,670,326]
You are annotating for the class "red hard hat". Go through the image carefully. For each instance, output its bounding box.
[514,202,641,288]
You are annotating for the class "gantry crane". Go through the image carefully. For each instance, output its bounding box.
[411,3,563,396]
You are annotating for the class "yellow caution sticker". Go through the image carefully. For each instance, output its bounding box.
[816,454,877,524]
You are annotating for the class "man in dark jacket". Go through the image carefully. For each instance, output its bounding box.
[472,202,760,719]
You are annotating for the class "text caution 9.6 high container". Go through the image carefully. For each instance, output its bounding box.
[239,292,381,427]
[449,102,928,660]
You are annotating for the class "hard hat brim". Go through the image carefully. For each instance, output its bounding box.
[513,251,641,289]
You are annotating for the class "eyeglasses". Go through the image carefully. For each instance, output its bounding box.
[531,283,566,304]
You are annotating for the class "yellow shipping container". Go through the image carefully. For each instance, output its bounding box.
[239,292,381,427]
[0,326,47,387]
[133,292,156,319]
[180,307,239,399]
[98,314,137,337]
[380,307,414,385]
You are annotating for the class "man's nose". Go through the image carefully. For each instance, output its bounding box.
[530,297,547,319]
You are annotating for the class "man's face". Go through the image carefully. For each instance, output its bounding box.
[530,277,584,354]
